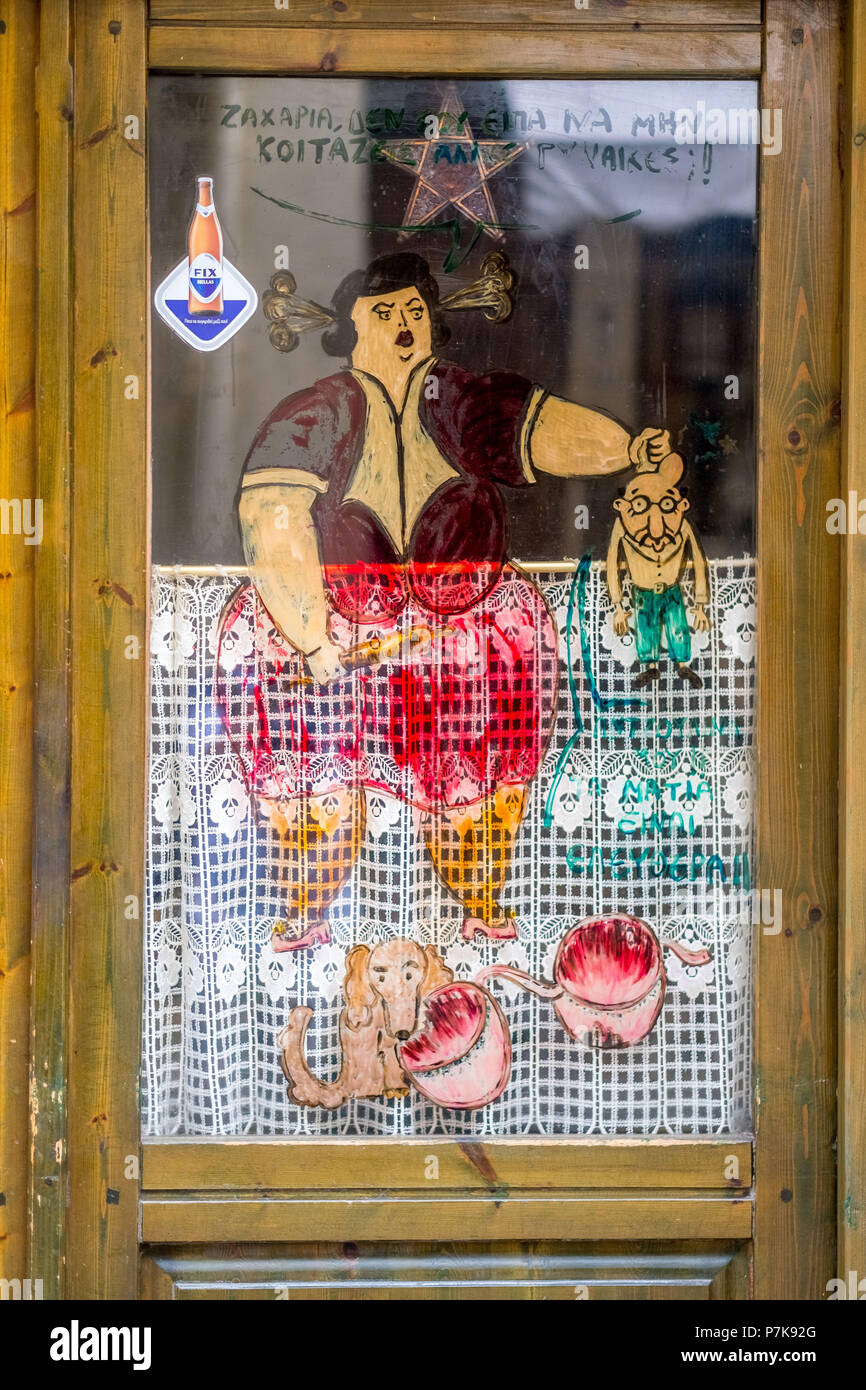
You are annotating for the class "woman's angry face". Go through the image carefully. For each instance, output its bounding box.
[350,284,433,379]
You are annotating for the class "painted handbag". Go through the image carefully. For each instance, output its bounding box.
[477,913,712,1049]
[399,980,512,1109]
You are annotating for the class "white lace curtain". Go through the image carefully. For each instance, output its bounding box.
[144,559,755,1137]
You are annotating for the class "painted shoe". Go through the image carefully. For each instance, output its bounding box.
[461,915,519,942]
[676,663,704,689]
[633,666,660,689]
[271,919,331,953]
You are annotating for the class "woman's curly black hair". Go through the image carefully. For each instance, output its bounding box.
[321,251,451,358]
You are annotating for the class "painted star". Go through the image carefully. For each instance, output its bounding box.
[718,434,740,456]
[381,84,527,241]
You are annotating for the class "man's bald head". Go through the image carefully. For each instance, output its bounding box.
[614,452,689,553]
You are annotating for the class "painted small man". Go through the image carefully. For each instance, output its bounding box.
[605,451,710,689]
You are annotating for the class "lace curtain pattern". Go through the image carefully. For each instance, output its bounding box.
[144,559,755,1136]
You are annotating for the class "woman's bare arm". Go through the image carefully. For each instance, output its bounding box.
[239,480,343,684]
[528,394,671,477]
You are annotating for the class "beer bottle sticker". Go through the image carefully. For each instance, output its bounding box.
[153,174,257,351]
[189,253,223,304]
[154,253,257,351]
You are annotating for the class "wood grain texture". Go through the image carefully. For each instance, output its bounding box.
[754,0,842,1299]
[838,0,866,1285]
[147,25,761,76]
[29,0,73,1302]
[0,0,37,1293]
[148,0,761,26]
[68,0,147,1300]
[143,1137,752,1192]
[140,1240,749,1301]
[141,1191,752,1243]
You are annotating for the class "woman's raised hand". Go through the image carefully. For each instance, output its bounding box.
[628,427,672,471]
[305,638,346,686]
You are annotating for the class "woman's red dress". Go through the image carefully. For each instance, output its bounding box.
[216,357,559,815]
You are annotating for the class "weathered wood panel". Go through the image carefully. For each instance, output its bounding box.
[0,0,37,1294]
[839,0,866,1287]
[148,1,762,26]
[143,1137,752,1192]
[141,1239,749,1301]
[67,0,147,1300]
[29,0,73,1303]
[141,1191,752,1243]
[754,0,842,1300]
[148,25,761,75]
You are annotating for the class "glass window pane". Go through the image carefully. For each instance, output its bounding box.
[146,76,757,1137]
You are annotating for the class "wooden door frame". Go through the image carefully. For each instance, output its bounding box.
[839,0,866,1291]
[2,0,852,1299]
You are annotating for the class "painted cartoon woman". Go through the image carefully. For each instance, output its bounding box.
[217,252,671,951]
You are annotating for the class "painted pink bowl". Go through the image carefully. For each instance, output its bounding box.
[556,915,661,1007]
[478,915,712,1050]
[552,911,666,1047]
[399,981,512,1110]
